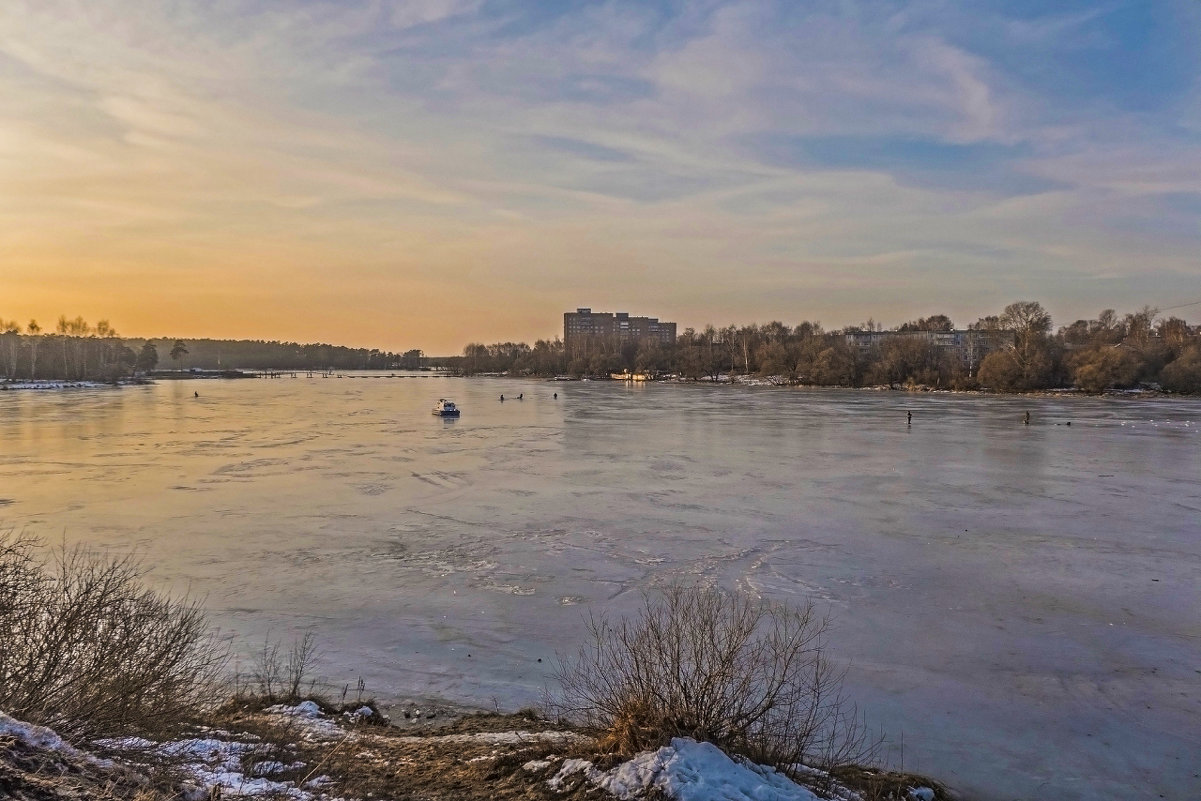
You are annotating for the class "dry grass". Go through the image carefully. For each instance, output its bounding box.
[293,713,592,801]
[0,729,173,801]
[832,765,954,801]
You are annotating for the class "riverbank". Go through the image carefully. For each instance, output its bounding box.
[658,374,1176,397]
[0,378,152,391]
[0,372,1182,399]
[0,703,951,801]
[474,371,1180,397]
[1,380,109,391]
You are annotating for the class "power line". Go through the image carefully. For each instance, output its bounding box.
[1159,298,1201,312]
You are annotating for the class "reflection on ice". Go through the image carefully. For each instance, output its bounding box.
[0,377,1199,801]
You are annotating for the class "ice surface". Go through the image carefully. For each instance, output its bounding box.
[2,376,1199,801]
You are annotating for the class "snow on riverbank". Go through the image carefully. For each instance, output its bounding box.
[0,710,82,755]
[547,740,937,801]
[93,702,348,800]
[549,738,830,801]
[1,380,109,390]
[2,704,945,801]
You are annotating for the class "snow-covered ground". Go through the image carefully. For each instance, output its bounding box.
[2,378,1198,801]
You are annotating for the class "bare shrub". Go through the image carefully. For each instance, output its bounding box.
[550,584,876,778]
[0,532,38,621]
[0,532,227,741]
[238,630,320,706]
[285,631,319,701]
[248,636,284,701]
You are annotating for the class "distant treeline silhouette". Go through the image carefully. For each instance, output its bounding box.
[0,315,423,381]
[126,338,423,372]
[450,301,1201,394]
[4,303,1199,392]
[0,316,135,382]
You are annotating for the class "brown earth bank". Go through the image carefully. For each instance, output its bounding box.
[1,707,957,801]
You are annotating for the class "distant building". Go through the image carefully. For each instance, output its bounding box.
[564,308,677,355]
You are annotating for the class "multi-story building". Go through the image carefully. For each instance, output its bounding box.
[564,308,677,355]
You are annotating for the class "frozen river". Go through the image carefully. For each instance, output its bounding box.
[1,375,1198,800]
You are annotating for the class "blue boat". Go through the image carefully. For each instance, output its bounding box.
[432,398,461,417]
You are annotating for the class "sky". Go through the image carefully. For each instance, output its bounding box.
[2,0,1199,354]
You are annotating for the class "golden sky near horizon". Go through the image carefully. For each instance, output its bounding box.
[3,2,1199,354]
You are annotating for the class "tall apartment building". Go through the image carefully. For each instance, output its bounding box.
[563,308,677,354]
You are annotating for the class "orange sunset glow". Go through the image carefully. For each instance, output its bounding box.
[3,2,1199,353]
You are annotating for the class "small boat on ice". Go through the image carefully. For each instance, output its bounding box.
[432,398,461,417]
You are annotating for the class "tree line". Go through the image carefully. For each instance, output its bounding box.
[0,316,138,382]
[450,301,1201,394]
[0,316,424,381]
[4,303,1198,392]
[125,338,422,372]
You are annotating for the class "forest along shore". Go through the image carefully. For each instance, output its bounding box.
[2,302,1200,393]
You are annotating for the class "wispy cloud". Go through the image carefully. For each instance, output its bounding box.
[2,0,1199,350]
